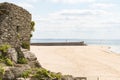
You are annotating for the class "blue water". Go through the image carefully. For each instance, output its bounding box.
[31,39,120,53]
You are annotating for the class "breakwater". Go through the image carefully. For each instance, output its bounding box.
[31,41,86,46]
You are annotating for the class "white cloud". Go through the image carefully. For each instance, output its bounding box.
[49,9,109,17]
[36,8,120,29]
[46,9,116,27]
[91,3,116,9]
[50,0,95,4]
[32,8,120,39]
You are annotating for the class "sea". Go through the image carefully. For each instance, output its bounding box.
[31,39,120,54]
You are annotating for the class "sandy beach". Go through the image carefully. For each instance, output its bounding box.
[30,45,120,80]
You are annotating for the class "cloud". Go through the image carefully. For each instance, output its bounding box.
[91,3,116,9]
[49,9,109,17]
[46,9,115,27]
[33,8,120,39]
[49,0,95,4]
[36,8,120,30]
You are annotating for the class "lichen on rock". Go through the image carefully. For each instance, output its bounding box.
[0,2,32,49]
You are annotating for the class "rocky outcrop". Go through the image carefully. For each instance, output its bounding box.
[21,49,37,61]
[7,48,18,63]
[1,48,41,80]
[0,2,31,48]
[0,2,42,80]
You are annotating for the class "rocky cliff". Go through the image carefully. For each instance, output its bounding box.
[0,2,41,80]
[0,2,31,48]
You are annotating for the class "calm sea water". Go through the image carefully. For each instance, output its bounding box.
[31,39,120,53]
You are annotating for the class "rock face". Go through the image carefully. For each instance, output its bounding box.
[0,2,31,48]
[2,48,41,80]
[0,2,41,80]
[7,48,18,63]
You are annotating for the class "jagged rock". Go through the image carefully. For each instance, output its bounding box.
[30,78,39,80]
[10,65,31,78]
[74,77,87,80]
[28,60,41,68]
[61,75,74,80]
[16,78,26,80]
[22,49,37,61]
[3,69,15,80]
[0,51,2,55]
[3,65,31,80]
[52,78,61,80]
[16,78,30,80]
[7,48,18,63]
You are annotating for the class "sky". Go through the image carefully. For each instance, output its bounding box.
[0,0,120,39]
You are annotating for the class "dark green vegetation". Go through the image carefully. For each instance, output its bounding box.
[21,68,62,79]
[21,41,30,50]
[5,58,13,66]
[0,66,5,80]
[0,44,13,66]
[30,21,35,39]
[0,58,13,66]
[0,44,27,66]
[17,58,28,64]
[0,44,11,53]
[31,21,35,32]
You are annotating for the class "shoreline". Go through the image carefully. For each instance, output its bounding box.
[30,45,120,80]
[30,42,120,54]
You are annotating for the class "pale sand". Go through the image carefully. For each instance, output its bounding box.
[30,45,120,80]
